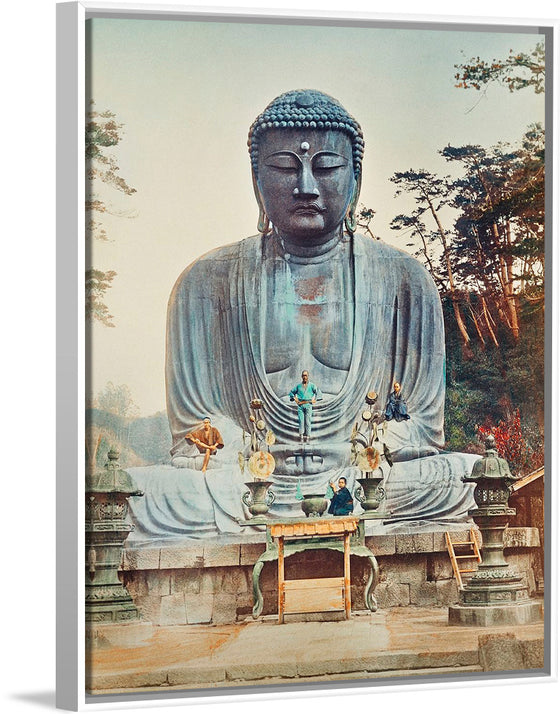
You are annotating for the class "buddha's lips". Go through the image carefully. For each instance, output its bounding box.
[292,203,325,214]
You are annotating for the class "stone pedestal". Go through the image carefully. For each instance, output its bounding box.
[119,526,540,624]
[449,599,542,626]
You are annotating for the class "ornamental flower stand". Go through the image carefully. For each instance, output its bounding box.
[242,480,275,517]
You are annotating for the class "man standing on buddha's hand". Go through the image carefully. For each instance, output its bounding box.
[289,370,322,443]
[185,417,224,472]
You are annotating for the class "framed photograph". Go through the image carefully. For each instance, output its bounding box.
[57,2,557,710]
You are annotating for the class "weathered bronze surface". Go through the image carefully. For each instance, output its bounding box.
[128,89,480,540]
[242,480,275,517]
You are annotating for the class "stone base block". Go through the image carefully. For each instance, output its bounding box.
[86,619,153,649]
[121,527,542,625]
[448,600,542,627]
[477,633,544,671]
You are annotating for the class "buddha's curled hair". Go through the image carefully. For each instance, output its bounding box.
[248,89,364,179]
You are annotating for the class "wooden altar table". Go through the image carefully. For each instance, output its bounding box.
[250,517,379,623]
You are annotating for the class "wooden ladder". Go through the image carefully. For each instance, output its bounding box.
[445,529,482,589]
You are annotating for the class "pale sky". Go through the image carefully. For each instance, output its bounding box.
[86,17,545,416]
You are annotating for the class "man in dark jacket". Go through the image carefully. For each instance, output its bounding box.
[328,477,354,516]
[384,381,410,422]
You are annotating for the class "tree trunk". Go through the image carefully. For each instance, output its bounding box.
[415,219,445,288]
[474,160,520,340]
[472,229,500,347]
[481,294,500,347]
[425,195,471,346]
[492,220,519,340]
[504,221,520,339]
[465,294,485,346]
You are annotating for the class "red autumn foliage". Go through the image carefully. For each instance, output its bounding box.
[477,409,543,476]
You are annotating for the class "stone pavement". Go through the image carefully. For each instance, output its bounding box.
[86,604,545,695]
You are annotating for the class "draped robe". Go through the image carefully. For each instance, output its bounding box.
[167,233,445,450]
[127,233,476,542]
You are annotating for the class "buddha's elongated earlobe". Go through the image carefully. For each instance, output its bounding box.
[252,173,270,237]
[344,174,362,236]
[257,206,270,236]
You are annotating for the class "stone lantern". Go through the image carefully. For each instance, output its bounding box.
[85,448,143,624]
[449,435,542,626]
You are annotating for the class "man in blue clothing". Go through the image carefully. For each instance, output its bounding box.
[328,477,354,516]
[384,381,411,423]
[289,370,322,443]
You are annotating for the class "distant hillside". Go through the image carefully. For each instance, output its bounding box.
[86,408,172,469]
[129,412,172,464]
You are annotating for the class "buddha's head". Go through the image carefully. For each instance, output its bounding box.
[248,90,364,242]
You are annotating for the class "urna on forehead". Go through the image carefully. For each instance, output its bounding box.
[248,89,364,178]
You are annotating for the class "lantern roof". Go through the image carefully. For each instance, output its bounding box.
[464,435,519,484]
[86,447,143,495]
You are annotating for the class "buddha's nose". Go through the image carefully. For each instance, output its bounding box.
[294,162,319,198]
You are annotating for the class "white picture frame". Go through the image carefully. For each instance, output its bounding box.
[54,2,559,711]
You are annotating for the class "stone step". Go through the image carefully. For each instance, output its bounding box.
[87,654,484,693]
[85,607,545,696]
[90,664,484,694]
